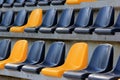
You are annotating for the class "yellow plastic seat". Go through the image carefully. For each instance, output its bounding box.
[66,0,96,5]
[0,40,28,69]
[10,9,43,33]
[41,42,88,77]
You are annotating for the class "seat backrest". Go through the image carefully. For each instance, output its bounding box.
[1,10,14,27]
[57,8,74,27]
[114,13,120,28]
[43,42,65,66]
[41,8,57,27]
[5,0,14,4]
[15,0,25,3]
[13,10,28,26]
[75,7,93,27]
[0,11,2,23]
[25,9,42,28]
[64,42,88,69]
[0,0,4,4]
[87,44,113,71]
[24,41,45,64]
[27,0,36,2]
[0,39,11,60]
[9,40,28,62]
[93,6,114,28]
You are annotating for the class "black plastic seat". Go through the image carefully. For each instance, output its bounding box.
[3,0,14,7]
[55,8,74,33]
[63,44,113,80]
[0,0,4,7]
[0,10,14,32]
[22,42,65,74]
[73,7,93,33]
[75,6,114,34]
[5,41,45,71]
[95,13,120,35]
[51,0,65,5]
[25,0,37,6]
[0,39,11,60]
[88,56,120,80]
[14,0,25,7]
[25,9,57,33]
[37,0,51,6]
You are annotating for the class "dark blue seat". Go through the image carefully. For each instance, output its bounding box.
[55,8,74,33]
[25,0,37,6]
[25,9,57,33]
[3,0,14,7]
[0,39,11,60]
[51,0,65,5]
[95,13,120,35]
[63,44,113,80]
[22,42,65,74]
[14,0,25,7]
[88,56,120,80]
[75,6,114,34]
[41,8,73,33]
[0,10,27,32]
[37,0,51,6]
[5,41,45,71]
[0,10,14,32]
[73,7,93,33]
[0,0,4,7]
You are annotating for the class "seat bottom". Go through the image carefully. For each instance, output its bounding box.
[39,27,56,33]
[14,3,24,7]
[25,2,36,6]
[51,1,65,5]
[56,27,74,34]
[37,1,50,6]
[24,27,39,33]
[0,27,10,32]
[3,4,13,7]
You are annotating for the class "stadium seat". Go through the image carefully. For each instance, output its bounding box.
[14,0,25,7]
[66,0,96,5]
[25,0,37,6]
[41,8,74,33]
[2,0,14,7]
[5,41,45,71]
[10,9,42,33]
[55,8,74,33]
[25,9,57,33]
[63,44,113,79]
[0,40,28,69]
[0,39,11,60]
[22,42,65,74]
[0,10,14,32]
[88,55,120,80]
[95,12,120,35]
[51,0,65,5]
[37,0,51,6]
[0,0,4,7]
[41,42,88,77]
[75,6,114,34]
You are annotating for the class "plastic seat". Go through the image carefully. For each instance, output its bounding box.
[25,9,57,33]
[0,0,4,7]
[88,55,120,80]
[5,41,45,71]
[51,0,65,5]
[63,44,113,79]
[25,0,37,6]
[37,0,51,6]
[55,8,74,33]
[0,10,14,32]
[72,7,93,33]
[22,42,65,74]
[66,0,96,5]
[40,8,74,33]
[2,0,14,7]
[95,13,120,35]
[10,9,42,33]
[76,6,114,34]
[14,0,25,7]
[0,40,28,69]
[41,42,88,77]
[0,39,11,60]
